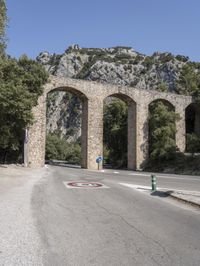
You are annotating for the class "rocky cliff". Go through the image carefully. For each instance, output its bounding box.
[36,44,192,140]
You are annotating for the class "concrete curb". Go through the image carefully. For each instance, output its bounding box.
[165,191,200,208]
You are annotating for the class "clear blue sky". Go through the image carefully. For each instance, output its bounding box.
[6,0,200,61]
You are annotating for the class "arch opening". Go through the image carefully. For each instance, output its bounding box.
[148,99,177,161]
[45,87,88,168]
[103,93,136,169]
[185,103,200,152]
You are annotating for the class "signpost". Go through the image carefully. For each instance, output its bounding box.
[96,156,103,170]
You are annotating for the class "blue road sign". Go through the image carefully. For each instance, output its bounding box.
[96,156,103,164]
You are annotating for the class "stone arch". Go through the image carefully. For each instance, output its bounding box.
[148,98,175,110]
[46,86,88,100]
[185,103,200,152]
[26,84,89,168]
[26,76,193,170]
[47,86,89,168]
[185,103,200,137]
[103,93,136,169]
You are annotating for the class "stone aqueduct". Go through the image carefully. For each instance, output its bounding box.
[27,75,195,170]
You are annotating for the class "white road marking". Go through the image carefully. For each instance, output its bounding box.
[114,171,119,174]
[119,183,200,196]
[129,173,149,177]
[68,174,80,177]
[119,183,152,192]
[128,173,200,181]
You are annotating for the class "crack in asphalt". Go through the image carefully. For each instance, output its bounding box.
[94,201,173,266]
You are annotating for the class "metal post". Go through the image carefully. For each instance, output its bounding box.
[151,174,157,192]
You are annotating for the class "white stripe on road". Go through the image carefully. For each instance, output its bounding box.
[128,173,200,181]
[119,183,152,192]
[119,183,200,195]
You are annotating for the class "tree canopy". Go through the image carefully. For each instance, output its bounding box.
[149,101,180,161]
[103,98,128,168]
[0,0,7,53]
[176,63,200,101]
[0,55,49,162]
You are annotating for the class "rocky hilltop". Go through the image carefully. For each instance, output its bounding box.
[36,44,191,140]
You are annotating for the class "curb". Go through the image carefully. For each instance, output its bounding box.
[165,192,200,208]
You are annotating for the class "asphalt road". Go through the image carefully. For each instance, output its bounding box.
[31,166,200,266]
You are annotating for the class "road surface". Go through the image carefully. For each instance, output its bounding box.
[34,166,200,266]
[1,165,200,265]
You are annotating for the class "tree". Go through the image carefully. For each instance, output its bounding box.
[176,63,200,100]
[0,2,49,163]
[186,133,200,154]
[0,0,7,53]
[149,101,180,161]
[0,56,49,162]
[103,99,128,168]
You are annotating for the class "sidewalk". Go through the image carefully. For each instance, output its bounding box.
[120,182,200,208]
[164,189,200,207]
[0,165,46,266]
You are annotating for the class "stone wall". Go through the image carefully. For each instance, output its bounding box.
[27,76,193,170]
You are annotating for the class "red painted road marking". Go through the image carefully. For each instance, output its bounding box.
[63,181,109,189]
[68,182,103,188]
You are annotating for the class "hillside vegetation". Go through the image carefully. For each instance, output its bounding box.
[42,45,200,172]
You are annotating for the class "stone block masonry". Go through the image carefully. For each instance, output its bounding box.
[27,76,193,170]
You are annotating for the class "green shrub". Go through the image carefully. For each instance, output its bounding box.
[149,101,180,162]
[157,81,168,92]
[175,63,200,100]
[175,55,189,62]
[103,99,128,168]
[45,133,81,164]
[186,133,200,153]
[142,56,155,69]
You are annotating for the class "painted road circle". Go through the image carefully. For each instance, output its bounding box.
[67,182,103,188]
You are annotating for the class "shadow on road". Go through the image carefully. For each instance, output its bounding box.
[151,190,173,198]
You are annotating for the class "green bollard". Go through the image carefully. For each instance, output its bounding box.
[151,174,157,192]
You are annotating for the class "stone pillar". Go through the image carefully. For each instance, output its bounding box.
[175,106,186,152]
[194,105,200,137]
[136,104,149,170]
[86,98,104,170]
[27,94,47,167]
[81,99,88,168]
[127,101,136,170]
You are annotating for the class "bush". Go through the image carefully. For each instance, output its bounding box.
[175,63,200,100]
[103,99,128,168]
[175,55,189,62]
[149,101,180,162]
[65,143,81,164]
[45,133,81,164]
[186,133,200,153]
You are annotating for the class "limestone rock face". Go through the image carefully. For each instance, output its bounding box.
[36,45,190,140]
